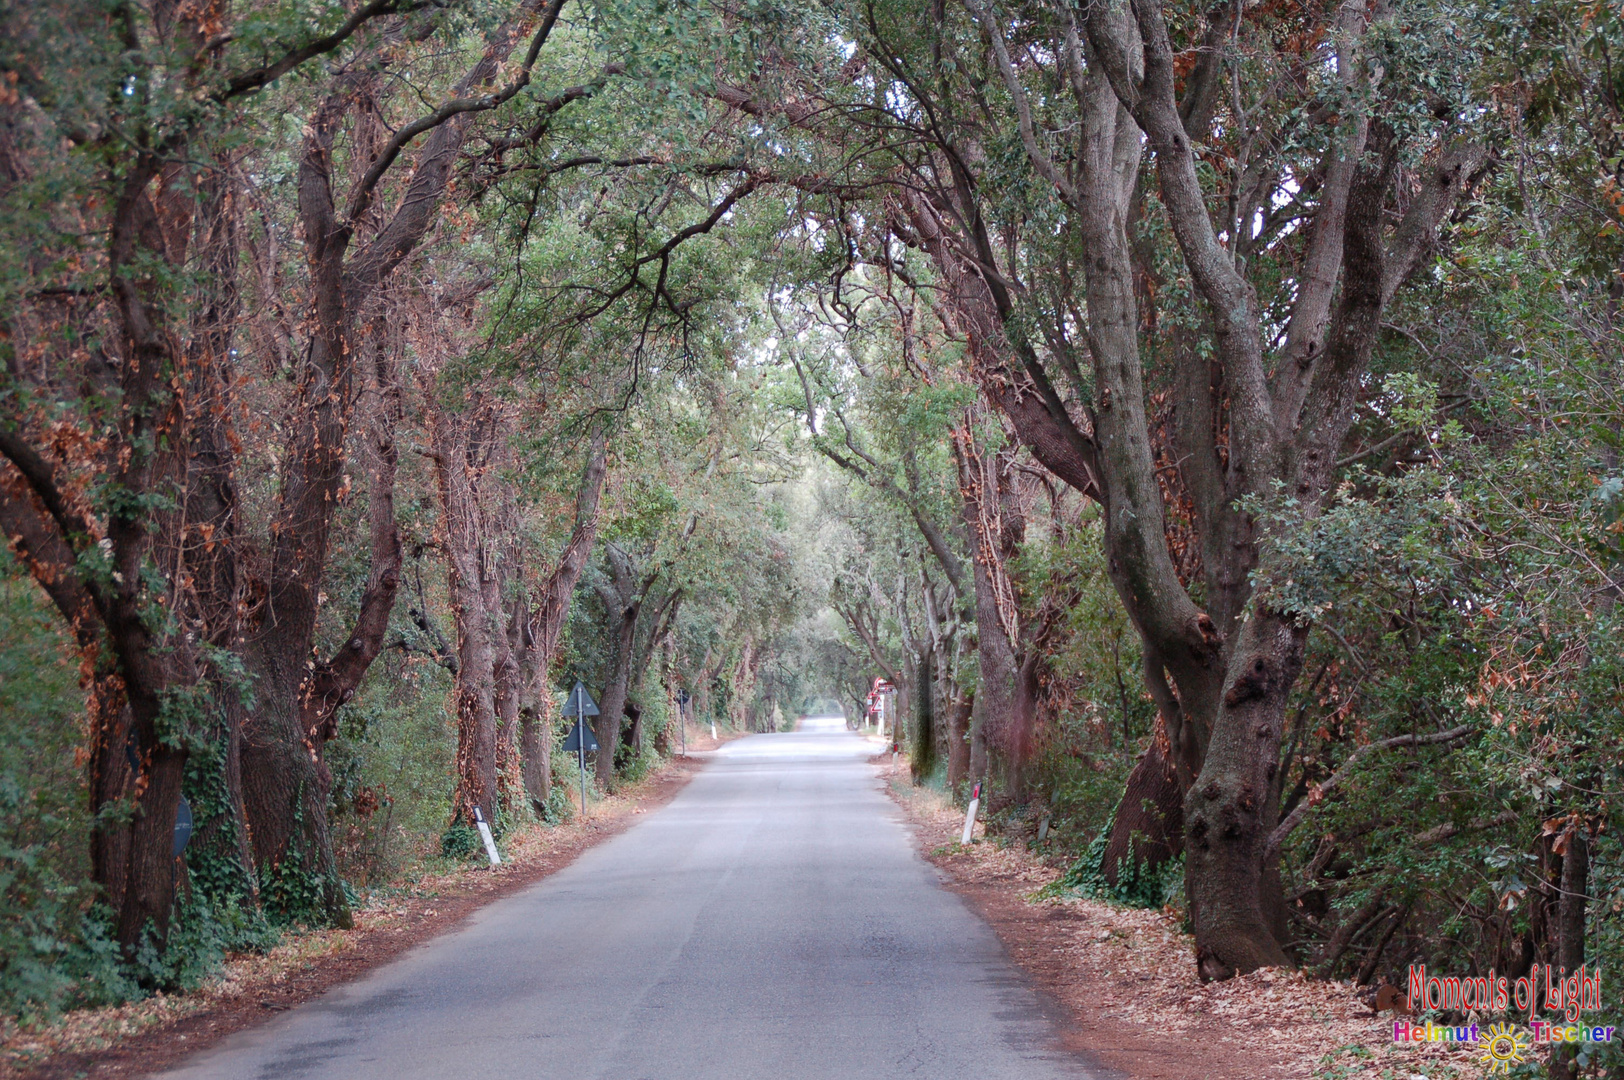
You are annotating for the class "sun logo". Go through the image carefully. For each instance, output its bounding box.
[1479,1022,1529,1074]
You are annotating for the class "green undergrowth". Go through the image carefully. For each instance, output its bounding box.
[1041,807,1186,910]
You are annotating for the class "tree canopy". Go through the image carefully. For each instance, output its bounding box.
[2,0,1623,1069]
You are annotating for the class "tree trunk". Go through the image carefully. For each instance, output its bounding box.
[1184,613,1304,980]
[517,427,608,810]
[1549,826,1589,1080]
[963,502,1023,793]
[595,602,639,788]
[624,701,645,755]
[946,690,973,788]
[239,307,404,926]
[1100,719,1184,889]
[519,692,555,814]
[488,499,524,820]
[1559,827,1590,976]
[910,648,936,783]
[430,400,505,827]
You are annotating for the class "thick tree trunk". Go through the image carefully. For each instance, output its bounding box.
[85,687,138,922]
[910,648,936,783]
[516,427,608,810]
[239,115,362,920]
[518,693,555,813]
[594,600,639,788]
[1183,613,1304,979]
[962,489,1029,797]
[430,402,504,827]
[240,310,402,926]
[239,661,351,923]
[115,747,188,948]
[952,414,1038,797]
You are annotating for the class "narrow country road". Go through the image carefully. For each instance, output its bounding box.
[158,719,1103,1080]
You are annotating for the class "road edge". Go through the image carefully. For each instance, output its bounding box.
[3,752,716,1080]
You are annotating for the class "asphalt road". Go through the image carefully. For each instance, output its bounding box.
[158,718,1103,1080]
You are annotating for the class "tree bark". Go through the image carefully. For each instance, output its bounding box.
[591,541,660,787]
[1549,826,1588,1080]
[1183,613,1305,979]
[241,0,565,923]
[951,412,1041,801]
[594,583,641,788]
[517,428,608,810]
[946,690,973,788]
[910,648,937,783]
[1100,718,1184,890]
[429,397,503,828]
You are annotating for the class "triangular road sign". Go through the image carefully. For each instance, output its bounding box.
[562,719,599,753]
[564,681,600,716]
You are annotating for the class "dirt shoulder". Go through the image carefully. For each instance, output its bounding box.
[1,743,727,1080]
[880,758,1480,1080]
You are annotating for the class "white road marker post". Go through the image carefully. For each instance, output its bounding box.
[961,782,982,846]
[472,805,501,867]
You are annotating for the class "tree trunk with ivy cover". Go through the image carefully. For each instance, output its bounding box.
[0,13,282,947]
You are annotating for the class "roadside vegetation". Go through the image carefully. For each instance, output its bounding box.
[1,0,1621,1075]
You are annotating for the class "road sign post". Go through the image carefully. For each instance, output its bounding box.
[563,681,600,818]
[172,796,193,858]
[676,689,690,757]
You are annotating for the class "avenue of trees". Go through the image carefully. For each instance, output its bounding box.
[2,0,1622,1071]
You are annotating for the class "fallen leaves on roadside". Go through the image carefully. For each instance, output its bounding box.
[883,762,1477,1080]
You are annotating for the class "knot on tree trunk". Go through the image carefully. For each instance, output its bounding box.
[1223,655,1277,707]
[1191,611,1221,656]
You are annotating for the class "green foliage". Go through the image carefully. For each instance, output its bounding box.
[0,559,129,1019]
[615,747,660,785]
[0,845,136,1021]
[537,781,577,826]
[440,825,482,860]
[257,789,347,929]
[127,891,277,995]
[1051,808,1186,910]
[180,722,261,911]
